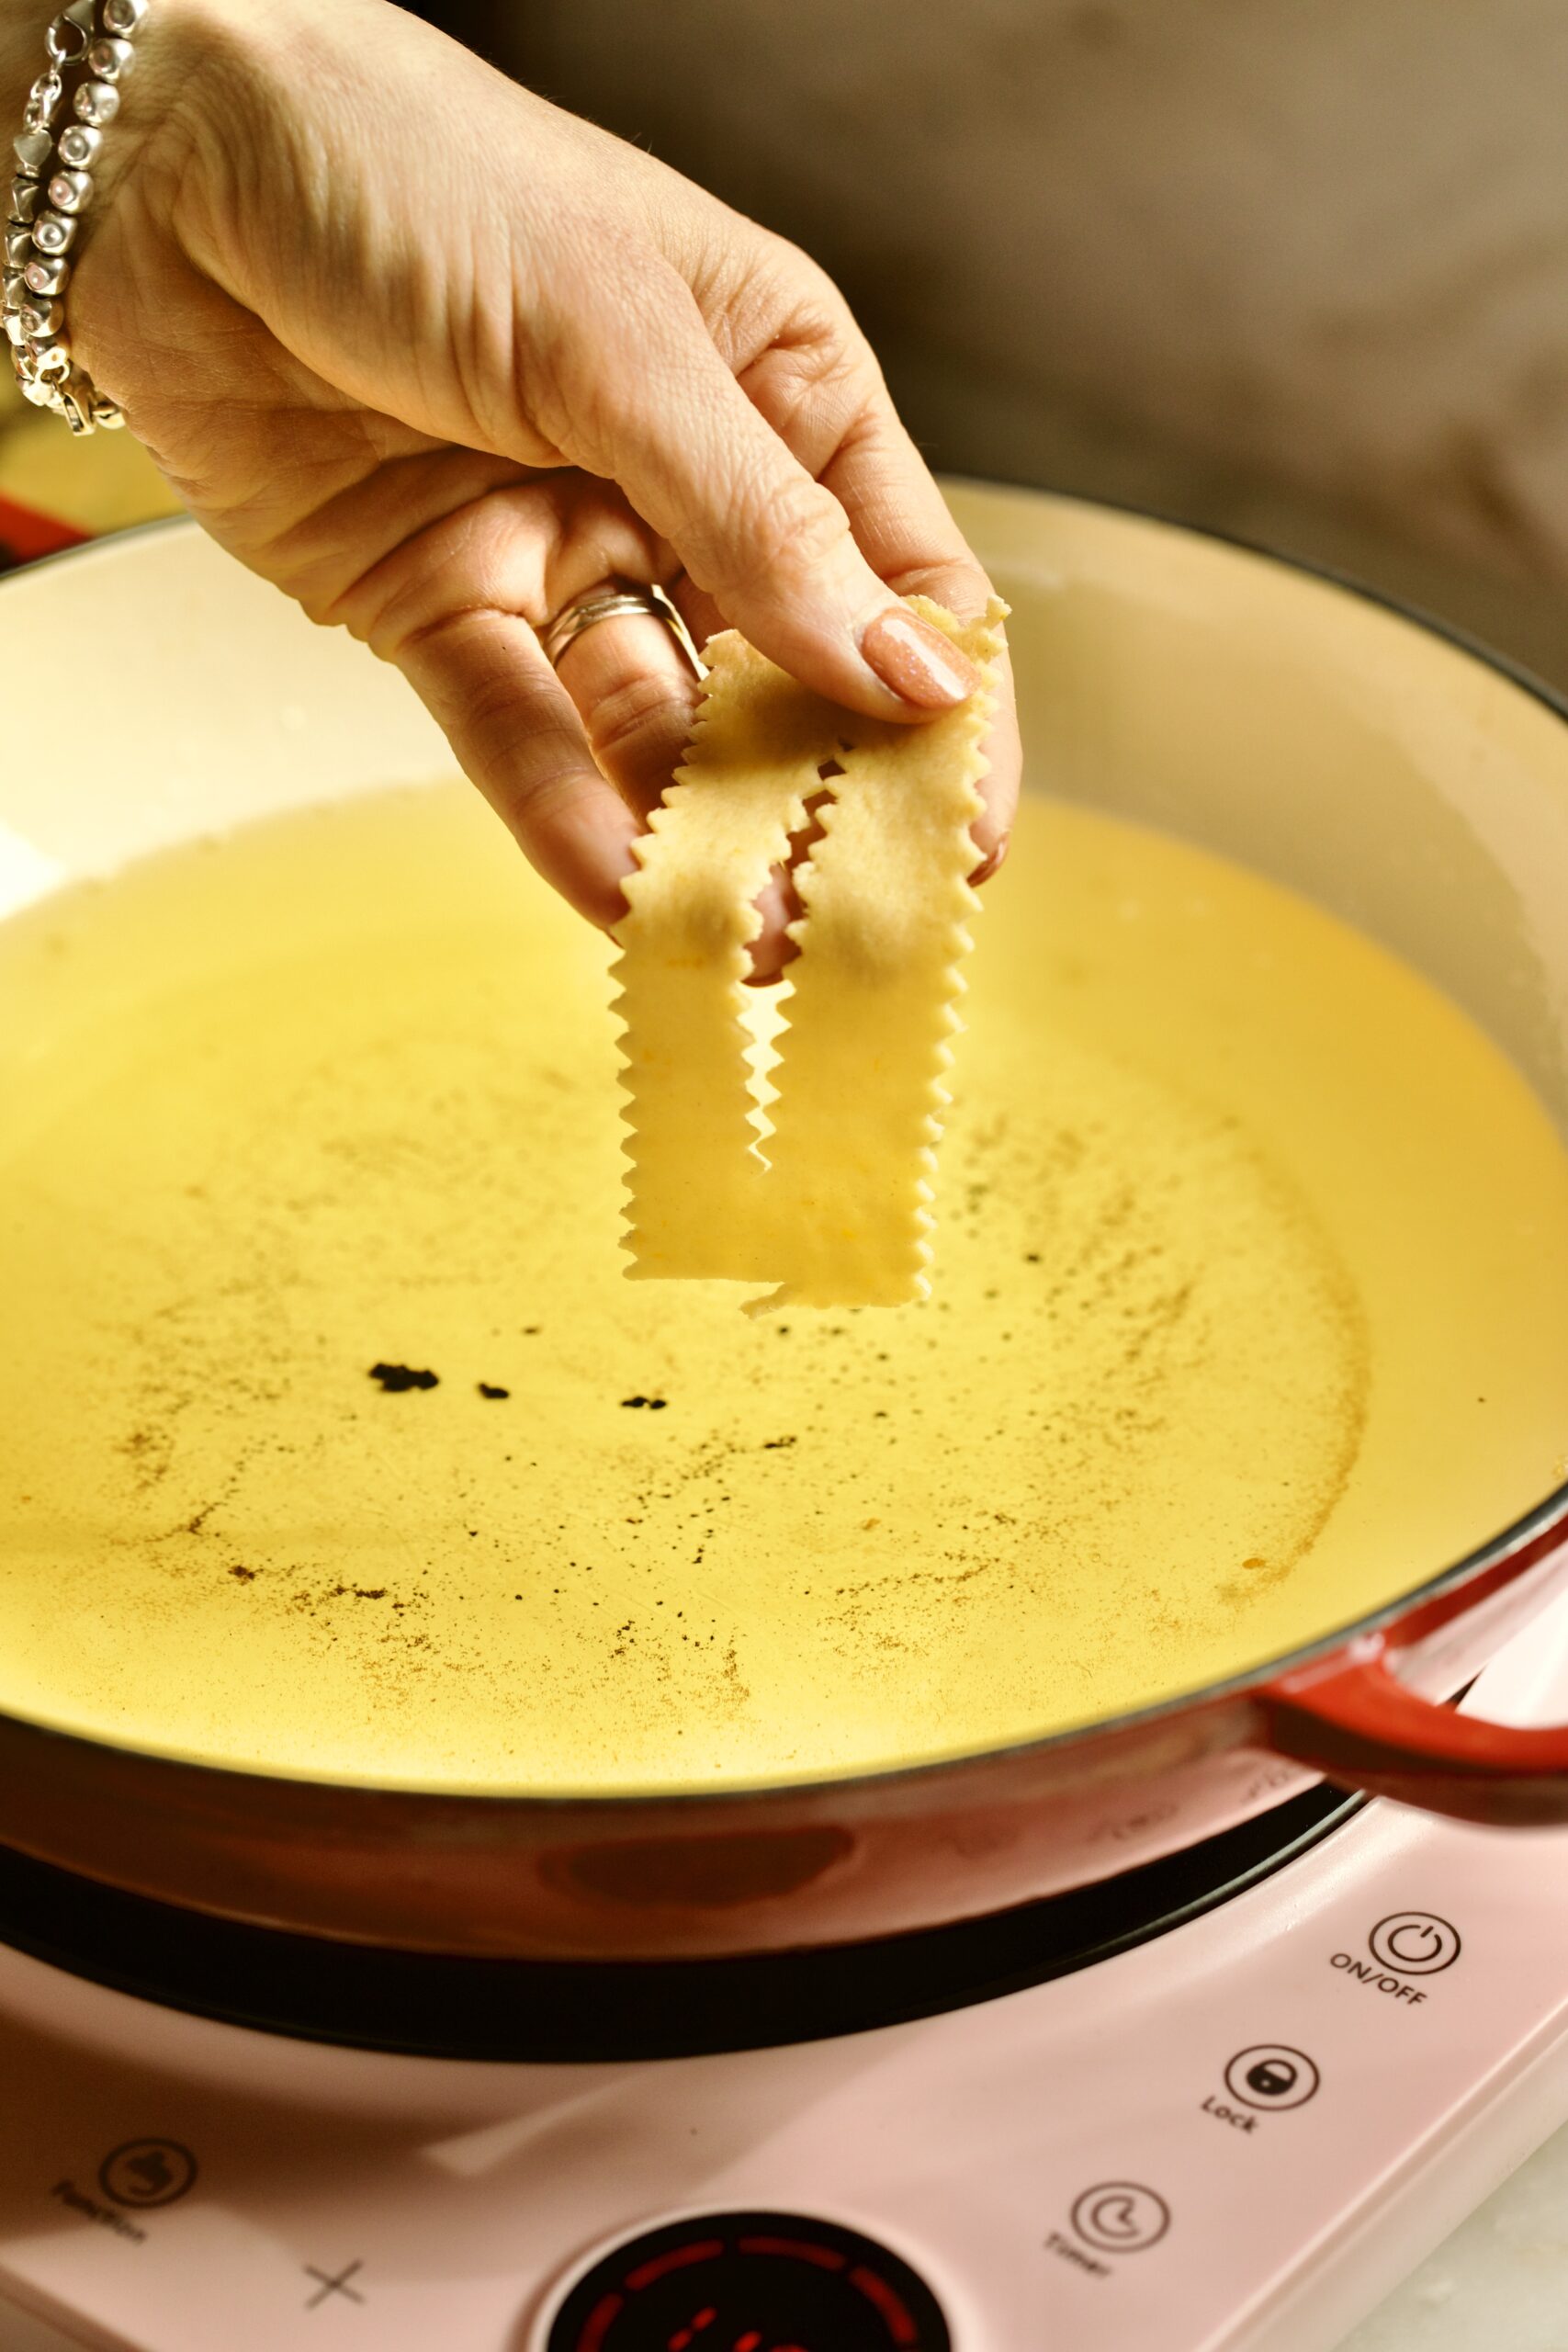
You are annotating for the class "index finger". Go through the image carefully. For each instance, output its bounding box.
[818,401,1021,867]
[717,314,1021,865]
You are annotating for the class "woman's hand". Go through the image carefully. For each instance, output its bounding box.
[66,0,1021,957]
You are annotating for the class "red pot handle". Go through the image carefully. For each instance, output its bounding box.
[1260,1644,1568,1826]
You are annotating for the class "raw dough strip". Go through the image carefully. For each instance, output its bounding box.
[752,597,1007,1309]
[614,595,1007,1305]
[613,633,814,1280]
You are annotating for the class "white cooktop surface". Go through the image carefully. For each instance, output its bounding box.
[1,1605,1566,2352]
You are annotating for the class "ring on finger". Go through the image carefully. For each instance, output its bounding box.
[541,582,705,681]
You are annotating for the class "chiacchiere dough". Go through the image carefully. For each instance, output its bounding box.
[613,595,1008,1309]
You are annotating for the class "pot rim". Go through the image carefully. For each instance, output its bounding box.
[5,494,1568,1813]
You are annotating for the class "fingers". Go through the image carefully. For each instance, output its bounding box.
[818,402,1021,866]
[550,277,980,728]
[970,639,1022,870]
[563,270,1019,873]
[392,605,639,931]
[335,473,687,928]
[553,602,804,983]
[553,597,864,983]
[727,273,1019,865]
[665,558,1015,913]
[554,606,702,826]
[668,499,1020,878]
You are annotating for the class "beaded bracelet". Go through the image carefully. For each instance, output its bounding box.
[6,0,148,435]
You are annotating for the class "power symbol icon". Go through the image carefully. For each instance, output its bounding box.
[1368,1912,1462,1976]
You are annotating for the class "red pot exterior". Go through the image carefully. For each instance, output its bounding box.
[0,1512,1563,1962]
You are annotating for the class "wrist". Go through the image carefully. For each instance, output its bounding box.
[6,1,155,423]
[5,0,232,425]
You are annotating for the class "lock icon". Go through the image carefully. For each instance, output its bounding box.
[1224,2045,1320,2111]
[1246,2056,1298,2099]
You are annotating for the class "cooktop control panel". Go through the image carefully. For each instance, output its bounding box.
[0,1793,1562,2352]
[2,1614,1568,2352]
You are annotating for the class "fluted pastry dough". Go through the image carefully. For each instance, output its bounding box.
[613,595,1008,1309]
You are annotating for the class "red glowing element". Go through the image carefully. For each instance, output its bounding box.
[626,2241,725,2291]
[737,2236,848,2270]
[576,2291,623,2352]
[668,2312,718,2350]
[556,2213,945,2352]
[851,2263,919,2345]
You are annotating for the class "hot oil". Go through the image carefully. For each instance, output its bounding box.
[0,785,1565,1793]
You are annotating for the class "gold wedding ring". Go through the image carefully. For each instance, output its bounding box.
[541,582,705,680]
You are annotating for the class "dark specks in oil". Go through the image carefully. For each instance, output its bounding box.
[368,1362,438,1393]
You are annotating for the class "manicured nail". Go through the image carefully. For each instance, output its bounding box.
[861,606,981,708]
[969,831,1010,888]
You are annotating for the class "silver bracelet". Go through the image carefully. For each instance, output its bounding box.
[6,0,148,435]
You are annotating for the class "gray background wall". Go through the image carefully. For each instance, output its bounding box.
[445,0,1568,684]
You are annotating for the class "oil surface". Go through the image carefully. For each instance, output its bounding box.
[1,785,1565,1792]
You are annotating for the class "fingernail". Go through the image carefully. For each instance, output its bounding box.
[969,831,1010,888]
[861,606,981,708]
